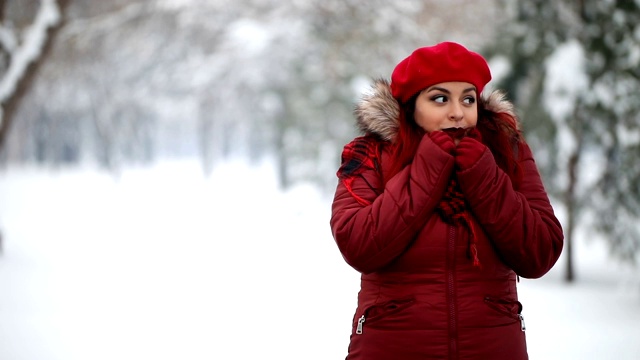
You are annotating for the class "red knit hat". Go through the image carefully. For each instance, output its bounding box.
[390,42,492,103]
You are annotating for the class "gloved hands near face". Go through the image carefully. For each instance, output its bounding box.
[430,127,487,170]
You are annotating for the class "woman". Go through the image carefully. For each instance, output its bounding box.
[330,42,564,359]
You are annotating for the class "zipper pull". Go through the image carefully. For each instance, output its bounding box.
[518,314,526,331]
[356,315,365,334]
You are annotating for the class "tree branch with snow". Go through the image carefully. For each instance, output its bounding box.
[0,0,68,151]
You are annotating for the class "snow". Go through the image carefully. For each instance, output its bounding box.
[0,160,639,360]
[543,40,588,151]
[543,41,585,105]
[487,55,512,91]
[227,19,271,55]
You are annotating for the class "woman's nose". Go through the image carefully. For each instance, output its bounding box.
[449,103,464,121]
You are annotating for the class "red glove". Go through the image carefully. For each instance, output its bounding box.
[429,131,456,154]
[455,137,486,170]
[466,127,483,142]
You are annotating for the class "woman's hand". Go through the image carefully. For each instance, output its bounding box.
[455,134,486,170]
[429,131,456,154]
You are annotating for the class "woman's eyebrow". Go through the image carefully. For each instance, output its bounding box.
[426,86,451,93]
[425,86,477,94]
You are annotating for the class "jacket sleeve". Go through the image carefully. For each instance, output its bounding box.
[457,142,564,278]
[330,135,454,274]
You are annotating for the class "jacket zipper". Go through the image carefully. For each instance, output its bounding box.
[356,315,365,334]
[447,225,458,358]
[519,314,526,331]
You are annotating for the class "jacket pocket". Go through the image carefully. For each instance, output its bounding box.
[353,297,415,335]
[484,296,526,331]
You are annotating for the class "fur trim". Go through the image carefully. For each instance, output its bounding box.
[354,79,518,141]
[481,90,518,124]
[354,79,399,141]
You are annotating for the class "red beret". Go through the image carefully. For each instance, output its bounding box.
[390,42,492,103]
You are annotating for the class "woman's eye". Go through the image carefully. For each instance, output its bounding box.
[463,97,476,105]
[431,95,447,103]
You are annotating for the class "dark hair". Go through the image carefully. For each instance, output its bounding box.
[383,93,424,184]
[476,101,524,188]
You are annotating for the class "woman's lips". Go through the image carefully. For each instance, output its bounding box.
[442,127,469,139]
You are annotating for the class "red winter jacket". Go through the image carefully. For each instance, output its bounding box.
[330,80,563,359]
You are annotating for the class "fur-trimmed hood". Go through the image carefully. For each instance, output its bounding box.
[354,79,517,141]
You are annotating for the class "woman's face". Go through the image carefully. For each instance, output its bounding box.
[413,81,478,133]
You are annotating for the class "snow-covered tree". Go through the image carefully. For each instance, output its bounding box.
[213,0,502,189]
[3,0,502,187]
[0,0,68,154]
[488,0,640,281]
[577,0,640,267]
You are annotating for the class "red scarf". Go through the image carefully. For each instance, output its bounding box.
[337,136,380,206]
[436,176,481,268]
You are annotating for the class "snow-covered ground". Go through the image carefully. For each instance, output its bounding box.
[0,160,638,359]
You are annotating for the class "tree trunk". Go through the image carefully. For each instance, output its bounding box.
[0,0,71,152]
[564,150,579,282]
